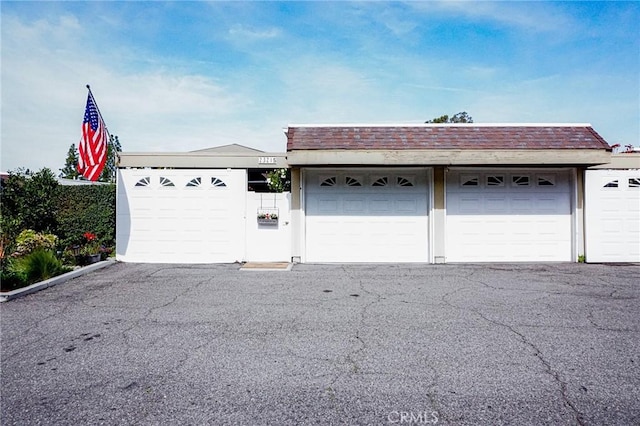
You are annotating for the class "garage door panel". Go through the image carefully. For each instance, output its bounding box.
[370,199,392,212]
[396,199,418,213]
[447,169,572,262]
[458,196,482,213]
[627,198,640,211]
[305,168,429,262]
[511,198,533,211]
[626,219,640,233]
[344,198,366,213]
[485,197,508,212]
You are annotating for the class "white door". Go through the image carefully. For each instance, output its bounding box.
[117,169,246,263]
[305,168,429,262]
[585,170,640,262]
[446,169,573,262]
[244,192,292,262]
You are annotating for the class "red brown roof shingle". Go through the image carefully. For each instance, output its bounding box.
[286,125,611,151]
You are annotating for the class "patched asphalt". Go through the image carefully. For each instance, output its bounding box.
[1,262,638,425]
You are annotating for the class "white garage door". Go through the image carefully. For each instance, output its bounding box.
[446,169,573,262]
[585,170,640,262]
[117,169,246,263]
[305,168,429,262]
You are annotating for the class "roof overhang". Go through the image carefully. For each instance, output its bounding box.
[588,153,640,169]
[119,152,288,169]
[286,149,612,167]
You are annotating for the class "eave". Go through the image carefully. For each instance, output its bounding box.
[286,149,612,167]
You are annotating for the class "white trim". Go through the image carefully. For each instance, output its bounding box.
[442,167,449,264]
[569,167,580,262]
[300,168,307,263]
[428,167,435,264]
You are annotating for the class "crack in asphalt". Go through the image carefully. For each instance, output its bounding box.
[585,310,634,333]
[119,276,212,360]
[473,307,585,426]
[316,265,388,418]
[457,272,586,426]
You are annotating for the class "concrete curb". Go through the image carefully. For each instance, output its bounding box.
[0,259,116,302]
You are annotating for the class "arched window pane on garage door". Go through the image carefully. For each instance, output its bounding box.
[186,177,202,187]
[346,177,362,186]
[160,177,175,187]
[320,177,337,187]
[135,177,151,187]
[537,176,555,186]
[397,177,414,187]
[372,177,388,187]
[211,177,227,187]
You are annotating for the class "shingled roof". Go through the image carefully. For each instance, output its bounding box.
[286,124,611,151]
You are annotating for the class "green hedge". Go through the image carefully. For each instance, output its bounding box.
[55,185,116,248]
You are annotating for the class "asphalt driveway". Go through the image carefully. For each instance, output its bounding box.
[1,262,638,425]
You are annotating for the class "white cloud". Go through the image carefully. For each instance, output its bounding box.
[228,24,281,40]
[423,1,577,34]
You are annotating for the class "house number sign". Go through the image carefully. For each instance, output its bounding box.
[258,156,277,165]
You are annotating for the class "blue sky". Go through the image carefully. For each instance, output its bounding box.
[2,1,639,173]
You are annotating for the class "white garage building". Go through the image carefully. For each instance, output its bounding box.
[117,145,290,263]
[286,124,614,263]
[117,123,639,264]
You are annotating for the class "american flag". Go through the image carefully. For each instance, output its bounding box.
[78,88,109,181]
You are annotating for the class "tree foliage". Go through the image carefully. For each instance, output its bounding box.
[99,134,122,183]
[59,144,80,179]
[59,135,122,183]
[426,111,474,123]
[0,168,59,241]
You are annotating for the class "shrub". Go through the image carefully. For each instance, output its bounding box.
[265,168,291,192]
[0,258,27,291]
[55,185,116,248]
[0,168,59,237]
[13,229,58,257]
[14,249,70,285]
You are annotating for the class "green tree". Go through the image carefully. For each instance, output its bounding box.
[426,111,474,123]
[99,134,122,183]
[59,143,80,179]
[1,168,59,246]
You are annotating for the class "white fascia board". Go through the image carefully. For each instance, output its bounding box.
[588,153,640,169]
[287,149,611,166]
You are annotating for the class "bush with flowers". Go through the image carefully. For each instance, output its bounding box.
[265,169,291,193]
[63,231,110,265]
[79,232,101,256]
